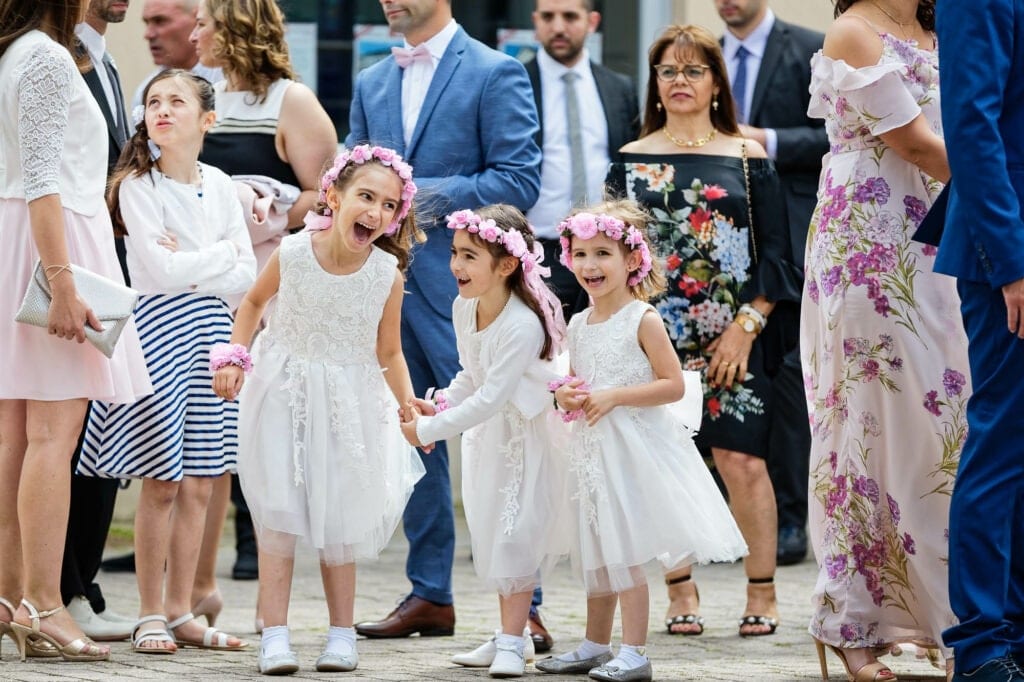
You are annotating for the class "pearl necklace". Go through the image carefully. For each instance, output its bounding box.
[662,126,716,148]
[870,0,915,39]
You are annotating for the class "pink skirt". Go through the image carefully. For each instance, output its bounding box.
[0,198,152,403]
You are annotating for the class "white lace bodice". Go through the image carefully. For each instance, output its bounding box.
[568,300,655,391]
[260,232,397,365]
[0,31,108,215]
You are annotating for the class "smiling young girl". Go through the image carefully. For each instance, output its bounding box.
[542,200,746,682]
[77,69,256,655]
[212,145,425,676]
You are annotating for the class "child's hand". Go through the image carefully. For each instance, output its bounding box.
[157,231,179,253]
[399,412,435,453]
[410,397,436,416]
[554,378,589,411]
[582,388,619,426]
[212,365,244,401]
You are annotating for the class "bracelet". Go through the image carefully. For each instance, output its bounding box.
[44,263,73,282]
[738,303,767,329]
[547,375,590,423]
[209,343,253,374]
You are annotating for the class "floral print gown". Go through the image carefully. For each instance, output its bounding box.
[801,34,970,654]
[607,153,801,457]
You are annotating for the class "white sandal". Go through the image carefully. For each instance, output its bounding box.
[168,612,248,650]
[132,614,176,655]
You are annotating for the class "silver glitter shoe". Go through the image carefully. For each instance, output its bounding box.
[588,660,653,682]
[535,650,613,674]
[315,649,358,672]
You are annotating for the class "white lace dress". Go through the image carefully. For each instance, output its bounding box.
[236,233,425,565]
[414,295,570,595]
[565,300,748,595]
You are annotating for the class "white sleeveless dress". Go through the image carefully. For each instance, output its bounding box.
[236,233,425,565]
[565,300,748,595]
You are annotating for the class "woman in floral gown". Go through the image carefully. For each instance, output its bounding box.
[606,25,801,638]
[800,0,969,679]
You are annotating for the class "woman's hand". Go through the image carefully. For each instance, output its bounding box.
[157,231,179,253]
[410,397,437,417]
[212,365,245,400]
[554,379,589,412]
[582,389,620,426]
[706,321,757,389]
[48,277,102,343]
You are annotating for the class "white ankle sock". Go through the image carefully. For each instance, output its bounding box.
[495,633,524,654]
[556,638,611,662]
[261,625,290,657]
[325,626,356,656]
[610,644,648,670]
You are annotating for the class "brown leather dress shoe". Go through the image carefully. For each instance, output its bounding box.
[528,608,553,654]
[355,596,455,638]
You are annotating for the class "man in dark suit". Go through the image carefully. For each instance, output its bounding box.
[936,2,1024,680]
[716,0,827,567]
[348,0,541,640]
[524,0,639,317]
[62,0,134,642]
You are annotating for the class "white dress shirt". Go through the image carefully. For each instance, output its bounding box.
[74,23,119,125]
[526,48,610,240]
[399,19,458,148]
[723,9,778,159]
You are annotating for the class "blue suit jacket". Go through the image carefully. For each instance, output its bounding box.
[347,27,542,318]
[935,0,1024,287]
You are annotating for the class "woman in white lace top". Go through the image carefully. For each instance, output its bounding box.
[0,0,151,663]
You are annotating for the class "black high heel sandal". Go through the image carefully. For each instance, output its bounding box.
[664,574,704,636]
[739,576,779,637]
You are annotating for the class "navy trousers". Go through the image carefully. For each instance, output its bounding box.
[943,280,1024,671]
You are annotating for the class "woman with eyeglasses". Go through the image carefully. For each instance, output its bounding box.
[801,1,966,680]
[605,24,801,641]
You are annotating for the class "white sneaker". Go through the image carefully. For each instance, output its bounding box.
[97,606,136,625]
[452,629,534,667]
[66,595,132,641]
[489,642,525,678]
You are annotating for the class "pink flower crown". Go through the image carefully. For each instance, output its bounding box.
[557,212,654,287]
[446,209,543,274]
[305,145,418,234]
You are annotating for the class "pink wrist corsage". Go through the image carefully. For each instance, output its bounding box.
[425,387,450,413]
[209,343,253,374]
[547,375,590,423]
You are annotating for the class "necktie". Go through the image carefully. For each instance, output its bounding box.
[732,45,750,124]
[102,53,128,145]
[562,71,587,206]
[391,44,432,68]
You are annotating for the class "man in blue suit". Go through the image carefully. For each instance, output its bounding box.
[348,0,541,638]
[936,2,1024,680]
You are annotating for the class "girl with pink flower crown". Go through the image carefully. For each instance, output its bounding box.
[400,204,569,679]
[211,145,426,676]
[540,199,747,682]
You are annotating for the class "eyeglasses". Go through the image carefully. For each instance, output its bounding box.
[654,64,711,83]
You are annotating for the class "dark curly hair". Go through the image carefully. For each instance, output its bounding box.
[833,0,935,32]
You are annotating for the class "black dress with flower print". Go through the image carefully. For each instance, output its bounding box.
[606,152,801,458]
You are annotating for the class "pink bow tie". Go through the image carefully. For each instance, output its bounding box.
[392,44,432,68]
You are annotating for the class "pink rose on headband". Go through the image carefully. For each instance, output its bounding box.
[375,147,396,164]
[572,213,599,240]
[478,219,501,242]
[350,146,372,163]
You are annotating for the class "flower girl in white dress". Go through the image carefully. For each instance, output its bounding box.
[211,145,425,676]
[400,205,569,679]
[543,200,747,682]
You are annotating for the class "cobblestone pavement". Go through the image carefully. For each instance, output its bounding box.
[0,515,948,681]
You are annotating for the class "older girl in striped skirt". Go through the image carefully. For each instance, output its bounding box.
[77,70,255,654]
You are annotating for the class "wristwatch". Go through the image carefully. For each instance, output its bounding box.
[735,314,760,334]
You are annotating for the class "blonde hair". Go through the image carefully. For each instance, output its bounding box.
[204,0,296,102]
[574,198,666,302]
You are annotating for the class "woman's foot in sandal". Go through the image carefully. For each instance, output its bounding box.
[10,600,109,661]
[0,596,58,658]
[169,612,248,650]
[739,577,779,637]
[133,615,177,654]
[664,573,704,635]
[814,638,896,681]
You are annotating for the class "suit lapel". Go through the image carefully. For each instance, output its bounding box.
[406,29,467,158]
[591,62,617,151]
[750,22,785,123]
[525,59,544,146]
[385,63,405,155]
[75,41,123,153]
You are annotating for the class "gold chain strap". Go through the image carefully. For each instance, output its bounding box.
[741,138,759,265]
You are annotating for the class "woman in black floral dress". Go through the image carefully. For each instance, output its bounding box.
[606,25,801,638]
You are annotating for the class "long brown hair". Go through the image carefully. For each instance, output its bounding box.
[833,0,935,31]
[0,0,87,68]
[640,24,740,139]
[108,70,216,236]
[204,0,296,102]
[464,204,560,360]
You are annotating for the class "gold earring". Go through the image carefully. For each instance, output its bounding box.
[656,101,663,112]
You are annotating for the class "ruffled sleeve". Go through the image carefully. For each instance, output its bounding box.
[740,158,803,305]
[807,53,921,137]
[15,43,73,202]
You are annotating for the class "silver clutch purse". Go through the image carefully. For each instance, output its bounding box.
[14,261,139,358]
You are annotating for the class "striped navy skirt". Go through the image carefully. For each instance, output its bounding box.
[78,293,238,481]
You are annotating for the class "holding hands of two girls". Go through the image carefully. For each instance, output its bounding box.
[399,398,434,453]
